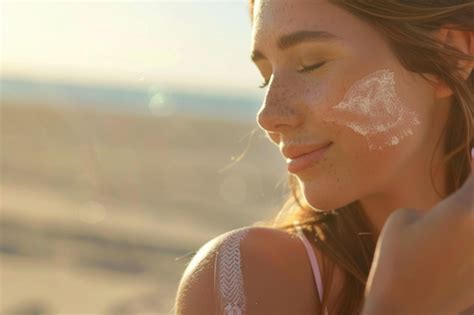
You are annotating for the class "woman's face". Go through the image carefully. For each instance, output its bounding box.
[251,0,450,211]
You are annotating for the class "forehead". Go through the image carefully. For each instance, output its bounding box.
[251,0,364,51]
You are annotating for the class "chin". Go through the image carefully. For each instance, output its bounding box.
[303,193,341,212]
[297,176,358,211]
[302,185,356,212]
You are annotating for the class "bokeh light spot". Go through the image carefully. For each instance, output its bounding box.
[78,201,106,224]
[148,92,175,117]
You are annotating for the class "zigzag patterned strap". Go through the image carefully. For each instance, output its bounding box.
[215,227,251,315]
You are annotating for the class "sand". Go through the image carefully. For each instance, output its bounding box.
[0,101,288,314]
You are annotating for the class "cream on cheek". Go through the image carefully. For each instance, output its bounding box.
[321,69,421,150]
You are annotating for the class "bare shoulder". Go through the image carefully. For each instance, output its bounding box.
[174,225,337,315]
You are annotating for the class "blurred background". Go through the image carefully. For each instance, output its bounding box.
[0,1,289,314]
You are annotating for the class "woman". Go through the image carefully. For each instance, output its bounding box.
[175,0,473,314]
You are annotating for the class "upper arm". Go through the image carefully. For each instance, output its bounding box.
[175,234,220,315]
[174,226,333,315]
[175,227,257,314]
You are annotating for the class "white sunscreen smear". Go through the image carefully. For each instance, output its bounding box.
[216,227,250,315]
[323,69,421,150]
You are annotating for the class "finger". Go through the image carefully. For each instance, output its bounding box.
[388,207,424,226]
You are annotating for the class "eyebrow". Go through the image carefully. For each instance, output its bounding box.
[251,30,342,63]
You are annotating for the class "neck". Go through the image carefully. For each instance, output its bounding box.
[361,138,448,238]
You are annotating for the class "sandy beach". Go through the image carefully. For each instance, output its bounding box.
[0,101,288,314]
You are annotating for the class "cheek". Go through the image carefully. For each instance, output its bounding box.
[300,71,332,106]
[317,68,422,151]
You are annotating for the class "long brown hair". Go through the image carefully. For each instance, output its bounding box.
[247,1,474,314]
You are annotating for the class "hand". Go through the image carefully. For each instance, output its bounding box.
[361,149,474,315]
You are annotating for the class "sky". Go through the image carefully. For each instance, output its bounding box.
[1,0,265,96]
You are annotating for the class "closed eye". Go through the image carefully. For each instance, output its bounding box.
[258,61,327,89]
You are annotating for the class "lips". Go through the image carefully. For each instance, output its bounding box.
[285,142,333,173]
[281,141,333,160]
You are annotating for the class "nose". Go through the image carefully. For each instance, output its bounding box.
[256,77,304,133]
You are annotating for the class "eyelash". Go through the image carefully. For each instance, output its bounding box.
[258,61,326,89]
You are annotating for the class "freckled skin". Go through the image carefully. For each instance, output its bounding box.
[252,0,451,217]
